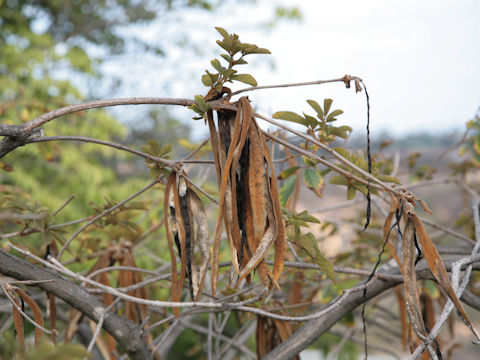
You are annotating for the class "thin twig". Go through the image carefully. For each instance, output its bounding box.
[87,297,121,353]
[327,327,355,360]
[263,131,384,191]
[230,75,362,96]
[86,266,160,279]
[257,114,396,193]
[48,216,92,229]
[420,217,475,245]
[0,212,49,221]
[2,279,56,286]
[57,178,160,259]
[181,319,256,359]
[52,195,76,217]
[0,228,39,239]
[31,136,177,169]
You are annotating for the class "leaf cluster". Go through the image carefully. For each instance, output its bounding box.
[190,27,270,118]
[279,166,325,206]
[273,99,351,144]
[329,147,400,200]
[282,209,334,280]
[141,139,172,178]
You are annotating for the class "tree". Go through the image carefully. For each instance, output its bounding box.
[1,12,480,360]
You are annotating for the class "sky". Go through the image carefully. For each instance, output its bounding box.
[102,0,480,140]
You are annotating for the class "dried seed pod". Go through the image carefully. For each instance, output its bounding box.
[403,218,427,336]
[208,96,286,293]
[188,188,210,300]
[402,200,480,343]
[178,177,194,300]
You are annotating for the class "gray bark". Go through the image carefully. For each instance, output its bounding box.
[0,250,152,360]
[263,257,480,359]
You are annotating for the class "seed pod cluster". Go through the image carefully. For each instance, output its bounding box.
[64,241,154,358]
[256,301,299,360]
[383,196,480,352]
[164,173,210,314]
[207,96,286,295]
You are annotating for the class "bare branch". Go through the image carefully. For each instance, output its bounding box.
[261,254,480,359]
[57,177,161,259]
[20,97,232,134]
[87,298,121,354]
[0,212,49,221]
[230,75,362,97]
[0,250,152,359]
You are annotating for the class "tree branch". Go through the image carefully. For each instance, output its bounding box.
[230,75,362,96]
[263,256,480,359]
[0,250,152,360]
[0,97,235,159]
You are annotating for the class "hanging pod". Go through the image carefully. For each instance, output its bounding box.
[388,199,480,346]
[164,172,211,313]
[208,96,286,295]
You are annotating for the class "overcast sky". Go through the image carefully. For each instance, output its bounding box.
[104,0,480,139]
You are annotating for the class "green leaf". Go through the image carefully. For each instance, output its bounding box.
[210,59,223,73]
[216,39,231,52]
[194,95,209,112]
[326,109,344,122]
[306,99,324,119]
[347,185,356,200]
[278,166,299,180]
[303,113,318,128]
[376,174,401,184]
[329,175,348,186]
[215,27,229,38]
[324,98,333,115]
[141,144,152,155]
[303,156,318,167]
[150,167,162,179]
[201,74,213,87]
[147,139,161,155]
[333,147,351,160]
[158,144,172,157]
[287,218,309,227]
[297,211,321,224]
[330,127,350,139]
[248,47,271,54]
[66,46,92,73]
[190,103,203,114]
[214,83,224,94]
[273,111,308,126]
[474,135,480,154]
[353,183,368,196]
[235,59,248,65]
[279,175,297,206]
[206,70,219,83]
[294,232,335,281]
[338,125,352,133]
[424,280,440,299]
[303,168,323,189]
[458,144,469,156]
[223,68,236,79]
[221,54,231,62]
[230,73,257,86]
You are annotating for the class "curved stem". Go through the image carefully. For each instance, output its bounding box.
[22,97,235,134]
[31,136,177,169]
[230,75,362,97]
